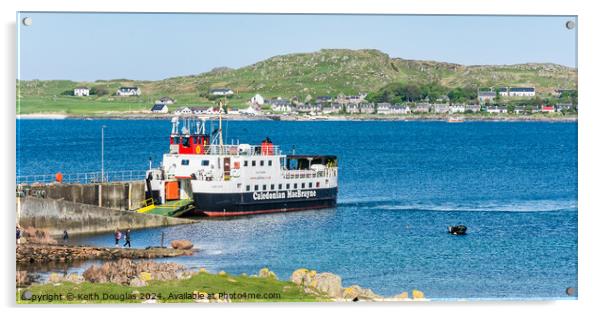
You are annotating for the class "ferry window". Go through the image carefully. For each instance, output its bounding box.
[263,185,267,191]
[181,159,190,166]
[270,184,275,190]
[294,183,298,189]
[244,161,248,167]
[182,137,190,147]
[246,185,250,191]
[252,161,256,167]
[172,137,180,144]
[237,183,242,189]
[286,184,290,189]
[254,185,259,191]
[260,160,264,167]
[302,183,305,189]
[201,160,209,166]
[278,184,282,190]
[316,182,320,188]
[268,160,272,166]
[309,182,313,188]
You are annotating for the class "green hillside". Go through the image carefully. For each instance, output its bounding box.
[17,49,577,114]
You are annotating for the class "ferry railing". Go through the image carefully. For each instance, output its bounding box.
[281,167,337,179]
[203,144,281,156]
[16,170,147,185]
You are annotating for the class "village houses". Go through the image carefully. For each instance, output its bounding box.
[413,103,431,113]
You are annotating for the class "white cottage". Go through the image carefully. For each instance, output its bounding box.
[117,87,141,96]
[74,87,90,97]
[250,94,264,105]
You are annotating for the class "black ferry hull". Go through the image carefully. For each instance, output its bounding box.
[189,187,337,217]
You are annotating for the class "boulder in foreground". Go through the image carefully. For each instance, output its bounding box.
[170,240,193,250]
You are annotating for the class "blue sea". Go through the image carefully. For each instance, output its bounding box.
[16,119,578,300]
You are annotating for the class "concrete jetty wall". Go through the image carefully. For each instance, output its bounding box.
[17,196,195,236]
[20,181,147,211]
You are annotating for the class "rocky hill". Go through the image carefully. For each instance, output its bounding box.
[18,49,577,103]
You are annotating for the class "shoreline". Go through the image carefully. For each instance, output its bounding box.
[16,112,578,122]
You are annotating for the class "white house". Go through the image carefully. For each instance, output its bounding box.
[250,94,264,105]
[174,107,192,115]
[156,96,175,105]
[376,103,392,115]
[449,104,466,114]
[465,104,481,113]
[555,103,574,112]
[187,106,208,115]
[413,103,431,113]
[295,104,313,114]
[390,104,411,114]
[346,95,366,105]
[346,104,360,114]
[514,106,526,114]
[478,91,496,103]
[508,87,535,97]
[117,87,141,96]
[359,103,374,114]
[210,88,234,96]
[433,103,450,114]
[270,99,293,113]
[150,103,169,113]
[73,87,90,97]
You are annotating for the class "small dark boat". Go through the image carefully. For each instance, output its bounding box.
[448,225,467,235]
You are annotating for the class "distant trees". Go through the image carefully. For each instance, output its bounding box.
[367,82,478,104]
[447,87,477,103]
[90,86,109,96]
[366,82,424,103]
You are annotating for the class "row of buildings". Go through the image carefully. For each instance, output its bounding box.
[268,102,574,115]
[154,102,574,116]
[477,87,536,102]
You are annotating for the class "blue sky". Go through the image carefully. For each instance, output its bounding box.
[17,13,577,81]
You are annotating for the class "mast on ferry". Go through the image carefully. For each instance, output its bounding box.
[218,98,224,149]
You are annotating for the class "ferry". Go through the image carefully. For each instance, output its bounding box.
[144,108,338,217]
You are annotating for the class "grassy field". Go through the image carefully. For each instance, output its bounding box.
[17,95,255,115]
[17,271,326,304]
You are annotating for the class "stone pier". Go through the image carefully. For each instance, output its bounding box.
[17,196,195,236]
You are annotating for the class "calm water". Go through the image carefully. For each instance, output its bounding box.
[16,119,578,299]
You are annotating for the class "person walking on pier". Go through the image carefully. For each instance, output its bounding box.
[123,229,132,248]
[16,225,21,245]
[114,229,122,248]
[62,230,69,244]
